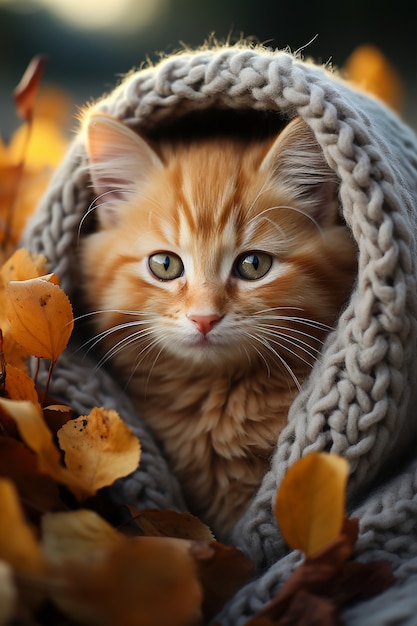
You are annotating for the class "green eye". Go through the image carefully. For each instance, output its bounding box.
[148,252,184,280]
[235,252,273,280]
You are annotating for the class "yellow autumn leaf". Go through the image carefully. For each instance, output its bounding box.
[6,275,73,360]
[0,398,91,500]
[1,63,70,252]
[42,510,123,567]
[57,408,141,492]
[344,44,404,113]
[0,248,49,367]
[0,248,48,283]
[4,363,41,405]
[7,118,68,170]
[274,452,349,557]
[41,510,124,624]
[0,478,46,576]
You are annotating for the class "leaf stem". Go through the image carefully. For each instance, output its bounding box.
[43,358,56,406]
[33,356,41,389]
[0,329,6,389]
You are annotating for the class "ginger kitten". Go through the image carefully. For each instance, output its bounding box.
[80,112,357,536]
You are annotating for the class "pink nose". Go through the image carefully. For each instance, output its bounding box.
[188,313,222,336]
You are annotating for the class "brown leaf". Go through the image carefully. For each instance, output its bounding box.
[14,55,47,122]
[0,437,63,516]
[0,402,19,437]
[191,541,254,621]
[6,275,73,361]
[43,404,73,437]
[245,518,396,625]
[60,537,203,626]
[0,328,5,389]
[57,408,141,493]
[126,507,215,541]
[322,559,395,608]
[275,453,349,557]
[248,590,341,626]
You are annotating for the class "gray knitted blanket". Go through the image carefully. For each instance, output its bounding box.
[24,45,417,625]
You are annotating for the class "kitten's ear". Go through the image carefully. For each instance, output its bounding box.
[260,117,338,223]
[84,113,163,224]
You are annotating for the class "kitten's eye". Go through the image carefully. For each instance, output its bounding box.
[148,252,184,280]
[235,252,273,280]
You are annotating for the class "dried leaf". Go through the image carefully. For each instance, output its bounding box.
[126,507,215,541]
[57,408,141,492]
[41,510,123,624]
[0,560,17,626]
[0,249,48,367]
[62,537,203,626]
[344,45,404,113]
[42,510,123,567]
[0,438,63,515]
[6,275,73,361]
[191,541,254,620]
[4,363,40,405]
[0,399,19,437]
[14,55,47,122]
[275,453,349,557]
[0,398,91,499]
[43,404,73,437]
[7,117,69,169]
[322,559,395,608]
[0,329,5,388]
[1,248,48,283]
[0,478,46,575]
[245,518,395,626]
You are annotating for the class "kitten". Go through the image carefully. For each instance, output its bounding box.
[80,112,357,536]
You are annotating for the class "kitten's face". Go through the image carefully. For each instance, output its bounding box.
[81,114,356,382]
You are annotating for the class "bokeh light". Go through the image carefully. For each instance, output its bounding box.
[0,0,168,33]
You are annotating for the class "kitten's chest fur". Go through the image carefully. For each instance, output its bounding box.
[130,360,302,536]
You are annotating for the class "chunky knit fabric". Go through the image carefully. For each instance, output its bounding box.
[23,45,417,624]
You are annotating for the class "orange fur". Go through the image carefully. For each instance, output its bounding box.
[81,113,357,535]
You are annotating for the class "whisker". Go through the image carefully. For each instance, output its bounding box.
[94,328,156,372]
[144,344,166,397]
[77,189,135,240]
[246,178,274,215]
[248,204,324,238]
[252,311,333,333]
[263,334,314,373]
[74,309,154,324]
[241,332,272,378]
[77,319,154,356]
[256,324,326,346]
[243,330,301,390]
[264,333,319,366]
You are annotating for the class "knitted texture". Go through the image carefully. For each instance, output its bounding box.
[23,45,417,624]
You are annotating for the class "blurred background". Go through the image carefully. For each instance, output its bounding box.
[0,0,416,136]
